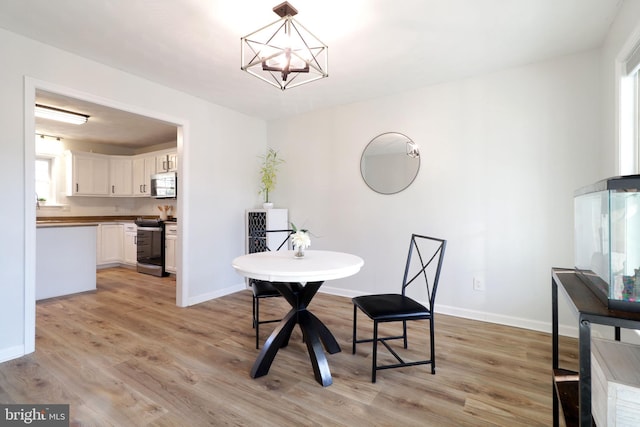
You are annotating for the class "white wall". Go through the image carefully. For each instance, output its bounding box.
[0,27,266,362]
[268,50,602,333]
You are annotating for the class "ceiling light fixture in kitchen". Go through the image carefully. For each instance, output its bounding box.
[36,133,62,141]
[35,104,89,125]
[241,1,328,90]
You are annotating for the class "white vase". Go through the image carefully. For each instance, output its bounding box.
[263,202,273,209]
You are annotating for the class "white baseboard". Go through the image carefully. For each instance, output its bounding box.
[187,282,246,306]
[0,345,26,364]
[320,285,579,338]
[189,284,581,338]
[435,303,578,338]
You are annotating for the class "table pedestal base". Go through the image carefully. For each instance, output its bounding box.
[250,281,340,386]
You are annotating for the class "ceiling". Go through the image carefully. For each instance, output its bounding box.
[0,0,622,146]
[35,90,178,148]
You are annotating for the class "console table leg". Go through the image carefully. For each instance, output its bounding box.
[552,276,559,427]
[578,317,592,427]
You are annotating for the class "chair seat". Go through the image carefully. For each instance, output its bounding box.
[252,280,303,298]
[251,280,281,298]
[352,294,430,321]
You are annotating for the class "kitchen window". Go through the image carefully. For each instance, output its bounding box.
[35,155,55,205]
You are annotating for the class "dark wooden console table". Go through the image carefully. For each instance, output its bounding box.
[552,268,640,426]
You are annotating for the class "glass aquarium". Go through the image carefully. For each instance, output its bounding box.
[575,175,640,312]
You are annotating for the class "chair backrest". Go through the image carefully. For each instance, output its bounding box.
[401,234,446,309]
[248,229,293,254]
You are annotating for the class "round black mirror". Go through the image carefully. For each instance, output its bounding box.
[360,132,420,194]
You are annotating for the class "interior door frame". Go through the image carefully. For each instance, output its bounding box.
[23,76,188,353]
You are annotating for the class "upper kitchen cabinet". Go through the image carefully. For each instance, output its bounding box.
[65,151,109,196]
[64,148,176,197]
[132,154,156,196]
[109,156,133,196]
[156,150,177,173]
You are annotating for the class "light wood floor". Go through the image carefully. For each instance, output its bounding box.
[0,267,578,426]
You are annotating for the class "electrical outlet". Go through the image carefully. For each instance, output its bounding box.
[473,277,485,291]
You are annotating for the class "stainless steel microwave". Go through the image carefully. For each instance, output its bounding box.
[151,172,177,199]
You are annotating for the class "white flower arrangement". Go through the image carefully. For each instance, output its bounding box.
[291,223,311,250]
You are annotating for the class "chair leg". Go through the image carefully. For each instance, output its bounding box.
[430,316,436,374]
[255,297,260,349]
[252,294,256,328]
[352,305,357,354]
[403,320,408,349]
[372,320,378,383]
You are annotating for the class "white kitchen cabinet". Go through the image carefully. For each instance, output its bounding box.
[123,223,137,265]
[132,155,156,196]
[109,156,133,196]
[98,223,124,266]
[165,223,177,273]
[65,150,109,196]
[64,149,176,198]
[156,151,178,173]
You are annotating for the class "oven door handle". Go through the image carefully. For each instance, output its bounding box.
[137,226,163,232]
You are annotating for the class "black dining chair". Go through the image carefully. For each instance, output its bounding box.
[248,228,298,349]
[352,234,446,382]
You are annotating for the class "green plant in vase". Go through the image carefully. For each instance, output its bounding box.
[258,148,284,208]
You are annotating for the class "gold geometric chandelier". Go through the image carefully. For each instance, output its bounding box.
[241,2,328,91]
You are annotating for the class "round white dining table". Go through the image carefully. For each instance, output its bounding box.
[232,250,364,386]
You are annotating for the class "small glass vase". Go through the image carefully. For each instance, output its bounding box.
[294,245,305,258]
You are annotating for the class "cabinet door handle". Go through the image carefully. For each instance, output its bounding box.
[76,183,79,192]
[134,236,137,245]
[112,185,115,194]
[163,160,168,171]
[140,184,144,193]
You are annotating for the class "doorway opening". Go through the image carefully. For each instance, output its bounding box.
[24,77,187,354]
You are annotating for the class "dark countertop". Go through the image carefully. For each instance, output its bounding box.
[36,215,158,228]
[37,222,100,229]
[36,215,177,228]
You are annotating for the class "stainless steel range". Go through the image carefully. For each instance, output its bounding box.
[135,218,167,277]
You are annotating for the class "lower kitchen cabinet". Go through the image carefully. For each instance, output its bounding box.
[97,223,124,266]
[165,223,177,273]
[96,221,176,272]
[123,223,137,266]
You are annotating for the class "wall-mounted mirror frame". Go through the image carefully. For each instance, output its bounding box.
[360,132,420,194]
